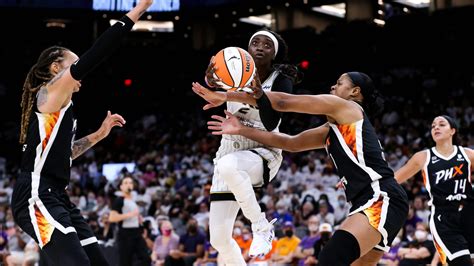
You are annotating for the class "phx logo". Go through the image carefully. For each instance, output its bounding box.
[434,164,464,184]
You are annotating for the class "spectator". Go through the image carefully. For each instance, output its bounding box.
[314,200,335,226]
[293,215,320,266]
[397,223,436,266]
[272,221,301,265]
[151,220,179,266]
[165,218,205,266]
[305,223,333,265]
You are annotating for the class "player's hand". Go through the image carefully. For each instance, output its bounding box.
[192,82,226,110]
[204,56,222,88]
[97,111,126,139]
[136,0,154,10]
[208,110,243,135]
[246,72,263,99]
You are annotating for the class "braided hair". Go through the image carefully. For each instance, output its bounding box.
[19,46,70,144]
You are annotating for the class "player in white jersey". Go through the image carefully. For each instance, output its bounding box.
[194,29,302,265]
[396,115,474,265]
[195,71,409,266]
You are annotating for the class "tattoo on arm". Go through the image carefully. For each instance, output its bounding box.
[71,137,93,160]
[37,86,48,109]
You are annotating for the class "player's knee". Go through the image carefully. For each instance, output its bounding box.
[217,155,239,180]
[318,230,360,266]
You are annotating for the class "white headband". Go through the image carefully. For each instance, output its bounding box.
[248,30,279,58]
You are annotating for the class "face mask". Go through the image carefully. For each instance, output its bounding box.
[188,225,197,233]
[285,230,294,238]
[414,230,428,242]
[242,234,251,241]
[338,200,346,207]
[308,225,319,232]
[233,228,242,236]
[392,236,401,246]
[162,229,172,236]
[321,232,331,241]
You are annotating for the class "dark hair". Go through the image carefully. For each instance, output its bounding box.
[20,46,71,144]
[346,71,384,117]
[253,28,303,85]
[438,115,460,145]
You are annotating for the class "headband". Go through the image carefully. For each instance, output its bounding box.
[346,71,374,96]
[248,30,279,58]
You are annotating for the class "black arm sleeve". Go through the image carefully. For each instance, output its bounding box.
[258,74,293,131]
[70,16,135,80]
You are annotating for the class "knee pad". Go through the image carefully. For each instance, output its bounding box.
[448,255,472,266]
[318,230,360,266]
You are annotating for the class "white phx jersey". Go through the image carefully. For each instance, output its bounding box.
[212,70,283,192]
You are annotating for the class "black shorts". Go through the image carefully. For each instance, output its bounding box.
[349,178,409,252]
[430,204,473,264]
[11,173,97,249]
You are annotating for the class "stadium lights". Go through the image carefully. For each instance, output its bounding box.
[109,19,174,32]
[391,0,430,8]
[312,3,346,18]
[239,13,273,27]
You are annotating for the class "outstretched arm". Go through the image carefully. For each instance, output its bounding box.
[71,111,125,159]
[39,0,154,114]
[192,82,359,124]
[208,110,329,152]
[394,150,426,184]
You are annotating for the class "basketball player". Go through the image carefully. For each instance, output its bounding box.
[395,115,474,265]
[10,1,153,265]
[193,71,409,266]
[197,29,302,265]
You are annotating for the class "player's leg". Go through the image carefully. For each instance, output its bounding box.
[216,151,275,257]
[216,151,266,224]
[318,213,381,266]
[69,198,110,266]
[209,200,246,266]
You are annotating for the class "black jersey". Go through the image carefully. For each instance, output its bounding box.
[20,100,76,182]
[422,146,472,210]
[325,111,394,202]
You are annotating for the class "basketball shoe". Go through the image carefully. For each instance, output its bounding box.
[249,218,277,258]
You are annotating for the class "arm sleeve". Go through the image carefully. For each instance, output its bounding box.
[112,197,124,213]
[70,16,135,80]
[258,74,293,131]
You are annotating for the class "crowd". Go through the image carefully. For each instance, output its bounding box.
[0,62,471,266]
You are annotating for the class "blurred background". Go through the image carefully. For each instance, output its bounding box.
[0,0,473,265]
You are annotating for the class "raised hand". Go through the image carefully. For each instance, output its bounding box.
[192,82,227,110]
[97,111,126,138]
[207,110,243,135]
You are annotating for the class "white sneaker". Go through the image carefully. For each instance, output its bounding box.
[249,218,277,258]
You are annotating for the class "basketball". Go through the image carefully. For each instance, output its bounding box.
[212,46,256,91]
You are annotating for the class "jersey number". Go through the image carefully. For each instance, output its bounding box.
[454,179,467,194]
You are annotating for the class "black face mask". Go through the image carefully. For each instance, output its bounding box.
[321,232,331,241]
[188,225,197,233]
[285,230,294,238]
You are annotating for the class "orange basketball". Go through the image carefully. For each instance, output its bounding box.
[212,46,256,91]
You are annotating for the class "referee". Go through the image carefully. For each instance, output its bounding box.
[109,175,151,266]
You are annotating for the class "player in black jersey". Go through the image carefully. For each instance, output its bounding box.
[193,71,409,265]
[396,115,474,265]
[11,1,153,265]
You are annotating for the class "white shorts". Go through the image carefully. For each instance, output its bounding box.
[210,149,282,201]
